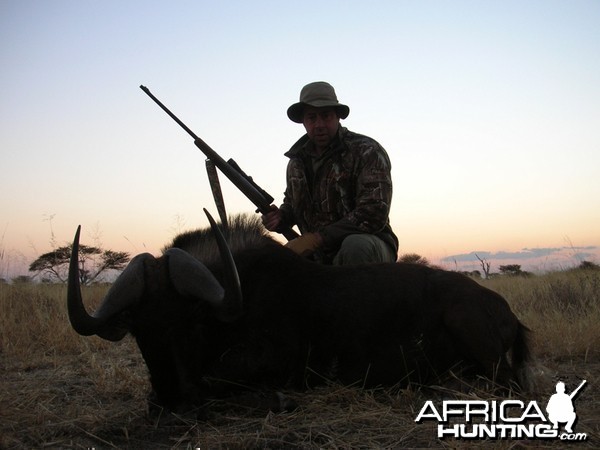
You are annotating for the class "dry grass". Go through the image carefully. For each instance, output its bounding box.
[1,270,599,449]
[484,270,600,360]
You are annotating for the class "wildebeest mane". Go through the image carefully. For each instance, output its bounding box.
[163,214,280,266]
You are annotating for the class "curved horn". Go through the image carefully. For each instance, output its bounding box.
[67,226,151,341]
[67,226,101,335]
[165,210,242,322]
[204,208,242,320]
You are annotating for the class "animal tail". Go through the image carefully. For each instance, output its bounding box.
[512,322,534,392]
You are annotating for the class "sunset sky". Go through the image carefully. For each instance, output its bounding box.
[1,0,599,279]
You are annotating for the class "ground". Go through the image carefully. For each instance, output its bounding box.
[1,271,599,448]
[1,341,598,449]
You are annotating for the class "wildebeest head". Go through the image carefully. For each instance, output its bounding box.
[67,210,243,341]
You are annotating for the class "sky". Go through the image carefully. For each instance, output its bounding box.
[1,0,599,279]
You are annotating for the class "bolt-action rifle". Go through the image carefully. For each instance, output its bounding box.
[140,85,299,241]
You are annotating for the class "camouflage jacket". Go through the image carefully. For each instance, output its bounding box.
[279,127,398,260]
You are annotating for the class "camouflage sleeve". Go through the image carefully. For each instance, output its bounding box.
[278,161,299,230]
[279,192,296,229]
[320,143,393,250]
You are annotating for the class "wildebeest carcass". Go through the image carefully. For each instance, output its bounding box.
[68,212,532,415]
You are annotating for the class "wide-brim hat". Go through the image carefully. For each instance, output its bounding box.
[287,81,350,123]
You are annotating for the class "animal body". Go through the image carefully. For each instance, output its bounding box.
[68,214,532,415]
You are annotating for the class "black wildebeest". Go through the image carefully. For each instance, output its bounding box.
[68,212,532,415]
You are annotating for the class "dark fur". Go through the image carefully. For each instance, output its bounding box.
[103,215,534,414]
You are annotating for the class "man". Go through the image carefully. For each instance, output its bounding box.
[262,81,398,265]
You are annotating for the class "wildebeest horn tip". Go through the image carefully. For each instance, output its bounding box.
[203,208,243,321]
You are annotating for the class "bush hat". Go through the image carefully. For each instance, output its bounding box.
[287,81,350,123]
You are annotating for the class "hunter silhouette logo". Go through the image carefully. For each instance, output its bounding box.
[546,380,586,434]
[415,379,588,441]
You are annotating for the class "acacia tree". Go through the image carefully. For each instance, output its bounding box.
[29,244,130,285]
[498,264,524,276]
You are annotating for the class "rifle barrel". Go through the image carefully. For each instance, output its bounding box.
[140,85,199,141]
[140,85,258,202]
[140,85,300,241]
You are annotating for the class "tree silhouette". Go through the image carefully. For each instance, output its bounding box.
[475,254,492,279]
[29,244,129,285]
[499,264,532,277]
[499,264,523,276]
[578,260,599,271]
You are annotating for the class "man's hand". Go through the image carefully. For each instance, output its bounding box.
[261,205,283,232]
[285,232,323,257]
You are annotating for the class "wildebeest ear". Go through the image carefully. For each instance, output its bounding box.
[165,248,225,306]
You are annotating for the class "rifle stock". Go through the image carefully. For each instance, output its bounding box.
[140,85,299,241]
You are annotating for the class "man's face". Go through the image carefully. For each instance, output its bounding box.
[302,106,340,152]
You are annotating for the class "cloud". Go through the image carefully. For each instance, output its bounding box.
[441,246,599,263]
[573,252,596,261]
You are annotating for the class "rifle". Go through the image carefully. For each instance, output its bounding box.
[140,85,299,241]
